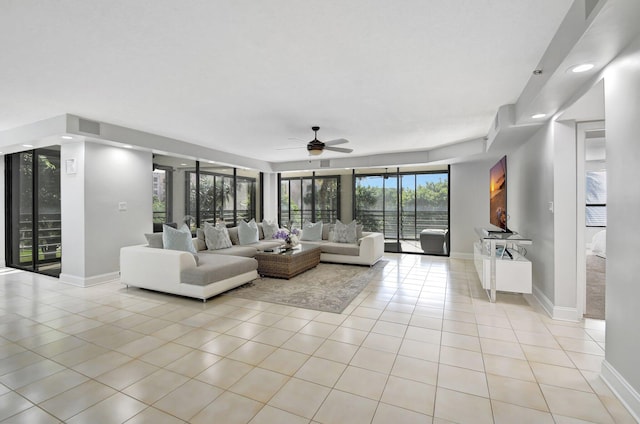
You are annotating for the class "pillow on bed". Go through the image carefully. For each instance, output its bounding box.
[591,230,606,258]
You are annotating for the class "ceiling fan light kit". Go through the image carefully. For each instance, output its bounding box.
[304,126,353,156]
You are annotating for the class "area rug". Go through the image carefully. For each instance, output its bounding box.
[225,261,388,313]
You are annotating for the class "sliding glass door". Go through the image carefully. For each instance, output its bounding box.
[355,169,449,255]
[5,147,62,276]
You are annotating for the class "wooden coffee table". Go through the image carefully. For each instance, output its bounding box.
[255,245,322,279]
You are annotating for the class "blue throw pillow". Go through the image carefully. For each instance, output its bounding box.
[238,219,259,245]
[301,221,323,241]
[162,224,198,263]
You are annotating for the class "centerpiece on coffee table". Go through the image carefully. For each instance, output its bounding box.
[273,228,300,250]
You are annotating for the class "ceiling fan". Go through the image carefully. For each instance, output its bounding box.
[281,126,353,156]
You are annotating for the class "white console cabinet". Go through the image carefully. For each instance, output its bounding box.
[474,228,532,301]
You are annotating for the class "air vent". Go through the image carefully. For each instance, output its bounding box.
[78,118,101,135]
[585,129,605,139]
[320,159,331,168]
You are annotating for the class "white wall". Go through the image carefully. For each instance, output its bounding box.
[509,123,557,307]
[340,174,353,222]
[172,168,187,226]
[262,173,279,221]
[601,36,640,418]
[61,142,87,279]
[61,142,152,285]
[552,120,579,315]
[449,159,492,257]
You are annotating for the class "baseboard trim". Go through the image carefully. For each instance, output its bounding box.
[529,284,554,318]
[527,284,580,321]
[601,360,640,422]
[450,252,473,260]
[552,305,581,322]
[59,271,120,287]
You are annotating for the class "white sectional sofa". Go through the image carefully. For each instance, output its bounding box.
[119,222,384,302]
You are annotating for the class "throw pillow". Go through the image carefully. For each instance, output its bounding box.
[145,233,163,248]
[196,228,206,243]
[301,221,323,241]
[262,219,279,240]
[162,224,199,263]
[227,227,240,245]
[204,222,233,250]
[331,219,357,244]
[322,223,334,240]
[238,219,259,245]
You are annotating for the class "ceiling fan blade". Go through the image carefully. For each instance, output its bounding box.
[275,146,305,150]
[324,146,353,153]
[324,138,349,146]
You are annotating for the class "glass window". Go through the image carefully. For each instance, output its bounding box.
[236,176,256,222]
[315,177,339,223]
[280,175,340,227]
[586,170,606,227]
[185,164,257,228]
[152,166,172,224]
[355,175,383,232]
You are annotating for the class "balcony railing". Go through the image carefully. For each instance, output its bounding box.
[17,213,61,263]
[356,209,448,239]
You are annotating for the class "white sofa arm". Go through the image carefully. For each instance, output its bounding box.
[359,233,384,263]
[120,245,197,290]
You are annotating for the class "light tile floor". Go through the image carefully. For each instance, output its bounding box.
[0,255,636,423]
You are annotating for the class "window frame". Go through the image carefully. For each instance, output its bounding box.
[585,170,607,228]
[278,174,341,226]
[185,166,257,227]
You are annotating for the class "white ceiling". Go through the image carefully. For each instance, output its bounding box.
[0,0,574,163]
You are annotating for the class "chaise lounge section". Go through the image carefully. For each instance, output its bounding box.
[120,243,258,302]
[300,231,384,266]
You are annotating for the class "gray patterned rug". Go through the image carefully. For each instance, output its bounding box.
[225,261,388,313]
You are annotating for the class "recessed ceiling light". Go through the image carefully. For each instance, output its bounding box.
[571,63,595,73]
[180,163,188,166]
[22,144,34,148]
[61,135,73,140]
[122,144,133,149]
[531,113,546,119]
